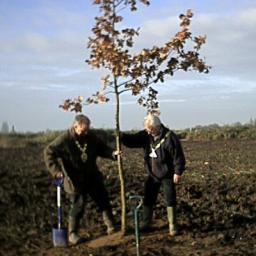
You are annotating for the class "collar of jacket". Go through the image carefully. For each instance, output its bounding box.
[69,127,77,139]
[69,127,89,144]
[150,124,169,145]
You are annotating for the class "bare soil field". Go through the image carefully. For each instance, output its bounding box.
[0,138,255,255]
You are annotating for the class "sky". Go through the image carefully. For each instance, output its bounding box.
[0,0,256,132]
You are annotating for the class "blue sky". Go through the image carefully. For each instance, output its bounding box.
[0,0,256,132]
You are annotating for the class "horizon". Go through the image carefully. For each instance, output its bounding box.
[1,118,255,134]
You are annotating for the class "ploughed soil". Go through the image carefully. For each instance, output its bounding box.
[0,139,256,255]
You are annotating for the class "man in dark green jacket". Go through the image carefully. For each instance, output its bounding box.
[121,114,186,236]
[44,114,118,244]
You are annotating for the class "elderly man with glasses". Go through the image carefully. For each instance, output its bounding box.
[44,114,118,245]
[121,114,186,236]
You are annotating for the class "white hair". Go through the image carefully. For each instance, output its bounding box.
[144,113,161,128]
[73,114,91,126]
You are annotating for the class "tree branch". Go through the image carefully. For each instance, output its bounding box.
[116,5,128,14]
[114,0,125,8]
[117,77,137,88]
[107,83,115,89]
[104,90,115,95]
[118,87,132,95]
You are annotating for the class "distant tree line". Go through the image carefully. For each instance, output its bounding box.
[1,118,256,141]
[176,119,256,140]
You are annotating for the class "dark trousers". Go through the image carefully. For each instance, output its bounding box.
[68,174,111,219]
[144,175,177,207]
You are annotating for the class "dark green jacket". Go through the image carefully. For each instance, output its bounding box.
[44,128,115,194]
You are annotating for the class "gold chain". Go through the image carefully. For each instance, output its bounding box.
[151,131,171,151]
[75,140,88,162]
[75,140,87,153]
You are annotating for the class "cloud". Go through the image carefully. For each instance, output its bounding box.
[0,1,256,131]
[3,2,256,93]
[134,5,256,82]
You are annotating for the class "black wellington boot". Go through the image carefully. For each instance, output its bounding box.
[141,205,153,232]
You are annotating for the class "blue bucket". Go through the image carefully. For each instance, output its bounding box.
[52,226,68,247]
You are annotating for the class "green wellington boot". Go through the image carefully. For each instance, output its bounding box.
[68,216,82,245]
[167,206,177,236]
[102,210,116,235]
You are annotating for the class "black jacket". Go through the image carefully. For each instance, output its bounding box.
[122,125,186,181]
[44,128,115,193]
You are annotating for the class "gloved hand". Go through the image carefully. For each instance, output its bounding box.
[55,171,64,179]
[173,174,182,184]
[54,171,64,186]
[112,150,122,160]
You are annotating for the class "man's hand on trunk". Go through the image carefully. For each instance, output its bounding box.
[173,174,182,184]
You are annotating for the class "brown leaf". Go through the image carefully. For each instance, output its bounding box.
[101,74,111,88]
[93,0,101,4]
[186,9,193,18]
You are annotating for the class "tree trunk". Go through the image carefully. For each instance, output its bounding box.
[114,77,127,234]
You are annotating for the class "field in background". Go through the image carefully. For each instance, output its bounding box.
[1,122,256,148]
